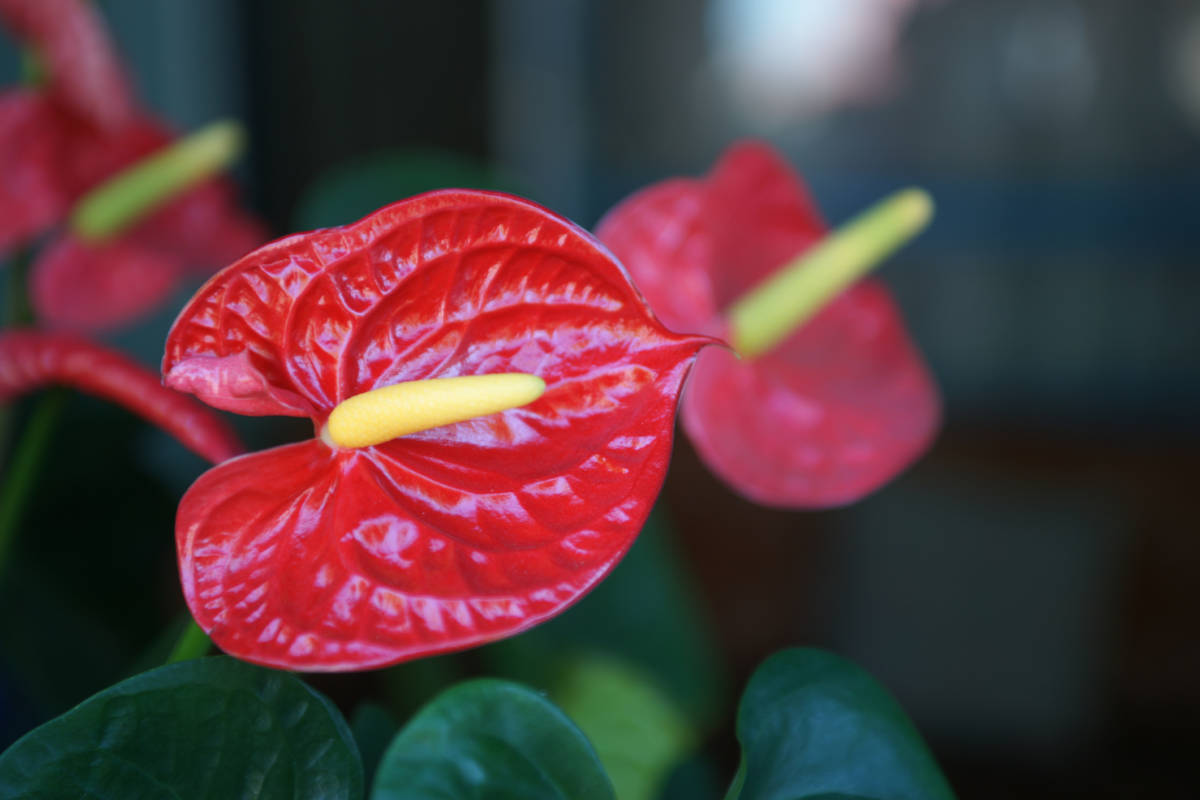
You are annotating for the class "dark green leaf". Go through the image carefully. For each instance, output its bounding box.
[0,656,362,799]
[728,649,955,800]
[553,656,694,800]
[372,679,614,800]
[293,148,524,230]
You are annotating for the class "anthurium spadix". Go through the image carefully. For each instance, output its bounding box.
[163,190,713,671]
[597,141,940,508]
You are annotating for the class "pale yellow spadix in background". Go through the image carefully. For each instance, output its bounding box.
[728,188,934,360]
[71,120,245,241]
[322,373,546,449]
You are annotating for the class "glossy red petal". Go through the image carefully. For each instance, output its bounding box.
[0,91,70,252]
[30,235,183,332]
[167,190,710,670]
[179,433,672,671]
[0,0,135,130]
[165,351,313,418]
[0,330,242,464]
[597,140,939,508]
[683,281,940,508]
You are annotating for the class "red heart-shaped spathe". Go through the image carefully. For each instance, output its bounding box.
[165,190,710,670]
[596,141,939,508]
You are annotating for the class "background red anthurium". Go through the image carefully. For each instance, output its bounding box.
[596,141,940,508]
[162,189,712,672]
[0,0,265,331]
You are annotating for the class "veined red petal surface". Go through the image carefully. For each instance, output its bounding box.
[165,190,710,671]
[596,140,939,508]
[0,0,134,130]
[0,330,242,464]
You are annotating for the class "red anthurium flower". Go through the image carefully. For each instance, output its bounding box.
[162,190,711,671]
[596,141,940,508]
[0,1,265,330]
[0,98,266,329]
[0,330,242,465]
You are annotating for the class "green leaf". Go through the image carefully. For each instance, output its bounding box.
[484,507,725,727]
[553,656,695,800]
[728,649,955,800]
[0,656,362,799]
[293,148,524,230]
[372,679,614,800]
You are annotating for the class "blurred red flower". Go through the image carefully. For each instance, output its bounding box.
[0,0,265,331]
[596,141,940,508]
[163,190,710,671]
[0,0,134,130]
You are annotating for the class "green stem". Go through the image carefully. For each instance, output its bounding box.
[20,47,45,87]
[0,390,68,580]
[727,188,933,359]
[0,249,35,462]
[166,619,211,663]
[71,120,245,241]
[722,756,747,800]
[3,247,34,326]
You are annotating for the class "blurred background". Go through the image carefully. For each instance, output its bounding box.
[2,1,1198,797]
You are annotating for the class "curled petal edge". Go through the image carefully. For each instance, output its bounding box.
[165,351,314,418]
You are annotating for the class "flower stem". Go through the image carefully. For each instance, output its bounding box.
[20,48,45,87]
[166,619,211,663]
[3,248,33,326]
[727,188,933,359]
[0,389,67,580]
[0,250,35,460]
[70,120,245,241]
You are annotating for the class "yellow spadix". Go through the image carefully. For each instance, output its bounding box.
[72,120,246,241]
[728,188,933,359]
[321,373,546,449]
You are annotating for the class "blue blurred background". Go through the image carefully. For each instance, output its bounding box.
[2,1,1198,797]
